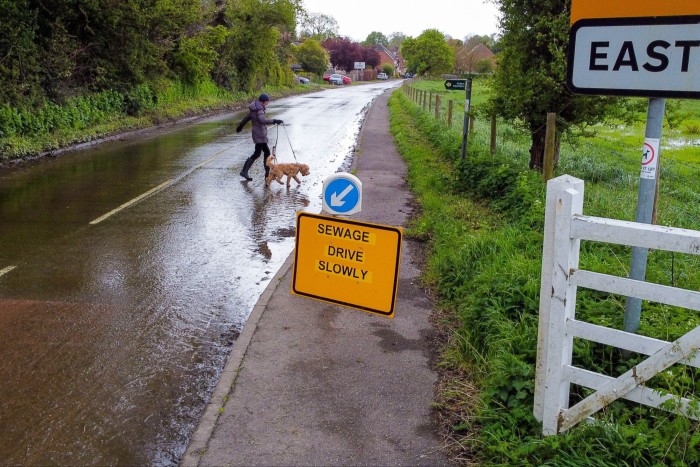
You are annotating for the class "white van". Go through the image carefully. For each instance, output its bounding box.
[377,73,388,80]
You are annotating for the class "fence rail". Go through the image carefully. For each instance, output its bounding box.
[535,175,700,436]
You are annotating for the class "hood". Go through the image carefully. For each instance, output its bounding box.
[249,100,265,112]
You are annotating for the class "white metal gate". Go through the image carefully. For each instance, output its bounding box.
[534,175,700,436]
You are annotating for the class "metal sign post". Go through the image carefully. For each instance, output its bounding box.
[566,0,698,334]
[623,98,665,333]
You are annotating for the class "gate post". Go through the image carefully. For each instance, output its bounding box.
[535,176,584,433]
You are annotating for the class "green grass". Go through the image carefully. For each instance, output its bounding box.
[391,81,700,465]
[0,80,314,160]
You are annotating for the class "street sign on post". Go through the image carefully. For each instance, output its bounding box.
[444,79,466,90]
[322,173,362,216]
[565,0,700,336]
[292,212,402,318]
[567,1,700,98]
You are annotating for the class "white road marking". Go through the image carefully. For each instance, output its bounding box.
[89,145,234,226]
[0,265,17,277]
[89,180,175,225]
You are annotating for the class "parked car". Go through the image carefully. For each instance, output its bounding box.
[329,73,343,85]
[323,73,331,81]
[298,76,310,84]
[341,75,351,85]
[377,72,388,80]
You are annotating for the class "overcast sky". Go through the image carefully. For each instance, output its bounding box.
[301,0,501,43]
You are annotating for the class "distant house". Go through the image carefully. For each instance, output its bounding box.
[455,43,496,75]
[373,44,403,74]
[469,43,496,66]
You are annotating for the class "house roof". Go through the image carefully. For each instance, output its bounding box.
[374,44,396,61]
[468,43,495,61]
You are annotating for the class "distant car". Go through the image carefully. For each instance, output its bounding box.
[341,75,351,85]
[377,72,388,80]
[323,73,331,82]
[298,76,310,84]
[329,73,343,85]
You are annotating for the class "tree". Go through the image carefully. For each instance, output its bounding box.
[298,11,338,42]
[491,0,640,170]
[0,0,41,107]
[387,32,407,49]
[222,0,297,91]
[322,37,361,71]
[362,31,388,47]
[295,39,329,75]
[361,47,381,69]
[400,29,453,77]
[464,33,496,50]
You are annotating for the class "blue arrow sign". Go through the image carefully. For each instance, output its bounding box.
[323,174,362,215]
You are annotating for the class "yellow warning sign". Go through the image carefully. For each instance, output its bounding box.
[291,212,402,318]
[571,0,698,24]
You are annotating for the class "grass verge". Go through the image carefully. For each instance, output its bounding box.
[389,82,700,465]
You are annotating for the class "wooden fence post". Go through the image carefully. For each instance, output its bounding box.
[435,95,441,120]
[543,113,557,182]
[469,116,475,135]
[490,114,497,156]
[448,100,453,128]
[429,92,433,112]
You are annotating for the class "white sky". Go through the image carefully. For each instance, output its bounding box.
[301,0,501,43]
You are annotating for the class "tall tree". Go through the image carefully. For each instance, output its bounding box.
[362,31,388,47]
[294,38,329,75]
[387,32,407,49]
[298,11,338,42]
[223,0,297,91]
[0,0,41,107]
[400,29,453,77]
[322,37,361,71]
[491,0,640,170]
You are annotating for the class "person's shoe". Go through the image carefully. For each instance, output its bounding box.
[239,170,252,181]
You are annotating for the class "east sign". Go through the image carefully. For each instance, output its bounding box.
[291,212,402,318]
[567,0,700,98]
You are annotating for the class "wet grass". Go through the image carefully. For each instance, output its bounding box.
[390,81,700,465]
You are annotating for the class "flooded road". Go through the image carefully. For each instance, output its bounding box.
[0,82,400,465]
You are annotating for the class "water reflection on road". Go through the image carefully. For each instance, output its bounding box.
[0,82,399,465]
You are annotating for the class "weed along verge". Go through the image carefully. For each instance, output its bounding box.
[389,82,700,465]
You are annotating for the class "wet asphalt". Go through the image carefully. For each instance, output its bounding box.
[182,88,448,466]
[0,82,399,465]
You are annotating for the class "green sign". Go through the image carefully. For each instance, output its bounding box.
[444,79,467,90]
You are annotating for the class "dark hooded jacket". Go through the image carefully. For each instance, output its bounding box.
[238,100,276,144]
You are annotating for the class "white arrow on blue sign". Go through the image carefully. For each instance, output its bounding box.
[322,173,362,215]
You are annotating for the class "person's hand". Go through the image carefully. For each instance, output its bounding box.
[236,124,243,133]
[273,119,283,125]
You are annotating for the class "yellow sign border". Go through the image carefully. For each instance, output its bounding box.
[291,212,402,318]
[571,0,699,24]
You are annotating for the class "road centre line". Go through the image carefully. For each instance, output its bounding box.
[90,179,175,225]
[89,145,233,225]
[0,265,17,277]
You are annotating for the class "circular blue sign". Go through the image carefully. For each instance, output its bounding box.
[324,178,360,214]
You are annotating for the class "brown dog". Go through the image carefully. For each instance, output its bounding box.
[265,156,310,187]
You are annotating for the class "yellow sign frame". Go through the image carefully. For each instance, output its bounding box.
[571,0,698,24]
[291,212,402,318]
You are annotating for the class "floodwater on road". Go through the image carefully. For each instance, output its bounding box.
[0,82,399,465]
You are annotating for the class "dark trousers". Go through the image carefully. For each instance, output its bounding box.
[247,143,271,177]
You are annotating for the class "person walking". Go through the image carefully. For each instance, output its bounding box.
[236,93,283,181]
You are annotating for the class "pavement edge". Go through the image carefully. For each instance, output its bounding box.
[180,252,296,467]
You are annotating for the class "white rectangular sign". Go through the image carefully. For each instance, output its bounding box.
[567,17,700,98]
